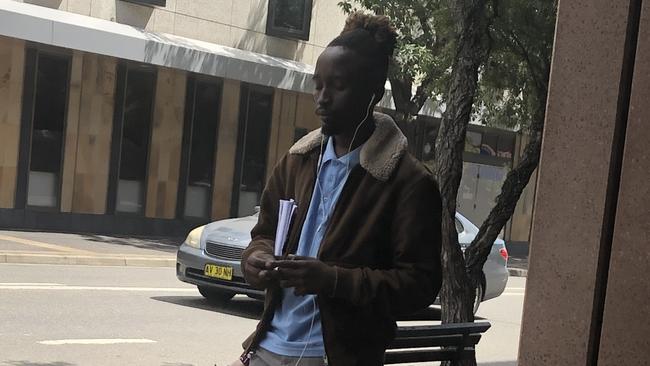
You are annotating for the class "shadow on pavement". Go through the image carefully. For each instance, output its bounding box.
[80,234,183,254]
[151,295,263,320]
[4,362,76,366]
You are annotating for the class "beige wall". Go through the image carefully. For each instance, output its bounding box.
[145,67,187,219]
[15,0,343,66]
[0,36,25,209]
[71,53,117,214]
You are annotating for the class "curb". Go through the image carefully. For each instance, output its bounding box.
[0,253,176,267]
[508,267,528,277]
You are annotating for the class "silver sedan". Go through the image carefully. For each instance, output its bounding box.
[176,211,508,313]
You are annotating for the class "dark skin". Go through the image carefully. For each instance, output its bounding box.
[244,46,383,296]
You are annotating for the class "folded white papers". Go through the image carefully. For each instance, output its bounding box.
[274,199,297,256]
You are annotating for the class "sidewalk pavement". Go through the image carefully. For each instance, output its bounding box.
[0,230,183,267]
[0,229,530,276]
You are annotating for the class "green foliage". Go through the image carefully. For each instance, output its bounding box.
[476,0,557,130]
[337,0,557,131]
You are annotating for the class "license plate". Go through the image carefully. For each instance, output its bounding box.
[204,264,233,281]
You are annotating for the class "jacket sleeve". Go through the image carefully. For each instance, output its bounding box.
[240,155,288,289]
[332,174,443,315]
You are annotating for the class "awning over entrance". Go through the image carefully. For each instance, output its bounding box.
[0,1,315,93]
[0,1,442,114]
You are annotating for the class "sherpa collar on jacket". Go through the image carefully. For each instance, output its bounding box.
[288,112,408,182]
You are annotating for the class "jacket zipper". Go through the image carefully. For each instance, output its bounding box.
[316,164,364,366]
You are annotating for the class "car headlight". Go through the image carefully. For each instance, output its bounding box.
[184,225,206,249]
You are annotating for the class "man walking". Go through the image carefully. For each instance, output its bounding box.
[239,12,443,366]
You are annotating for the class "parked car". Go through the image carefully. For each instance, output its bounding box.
[176,211,508,314]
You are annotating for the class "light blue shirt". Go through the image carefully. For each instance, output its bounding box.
[259,137,362,357]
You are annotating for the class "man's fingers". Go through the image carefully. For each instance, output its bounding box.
[286,255,311,260]
[272,259,313,269]
[259,269,281,281]
[276,267,303,280]
[248,256,274,270]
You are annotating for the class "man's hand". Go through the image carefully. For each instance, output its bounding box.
[244,250,280,289]
[271,256,337,296]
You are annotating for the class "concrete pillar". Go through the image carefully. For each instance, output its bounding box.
[597,1,650,363]
[519,0,648,364]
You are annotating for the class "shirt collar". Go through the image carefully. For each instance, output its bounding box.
[322,137,362,167]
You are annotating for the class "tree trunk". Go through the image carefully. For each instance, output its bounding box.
[434,1,488,365]
[464,101,546,276]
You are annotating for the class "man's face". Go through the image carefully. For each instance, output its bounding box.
[313,46,373,136]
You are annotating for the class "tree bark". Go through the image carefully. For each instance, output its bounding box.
[434,1,488,365]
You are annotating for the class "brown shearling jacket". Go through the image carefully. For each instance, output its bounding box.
[241,112,442,366]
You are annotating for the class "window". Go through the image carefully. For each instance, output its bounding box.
[465,131,482,154]
[232,85,274,217]
[480,132,499,157]
[17,49,71,209]
[497,134,515,159]
[178,76,222,219]
[108,63,156,215]
[121,0,166,6]
[266,0,313,41]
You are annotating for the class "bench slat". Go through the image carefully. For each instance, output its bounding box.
[384,349,476,364]
[389,334,482,349]
[396,322,491,338]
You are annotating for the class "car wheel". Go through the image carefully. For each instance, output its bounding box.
[473,279,485,315]
[198,286,235,303]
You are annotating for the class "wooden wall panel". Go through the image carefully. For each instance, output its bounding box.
[295,92,320,130]
[71,54,116,214]
[265,89,284,180]
[265,91,318,181]
[60,51,83,213]
[211,79,241,220]
[145,68,186,219]
[276,90,298,164]
[0,37,25,208]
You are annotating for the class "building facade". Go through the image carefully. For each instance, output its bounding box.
[0,0,535,249]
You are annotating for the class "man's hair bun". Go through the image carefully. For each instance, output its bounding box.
[340,12,398,57]
[326,11,398,90]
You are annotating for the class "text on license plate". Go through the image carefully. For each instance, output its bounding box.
[204,264,233,280]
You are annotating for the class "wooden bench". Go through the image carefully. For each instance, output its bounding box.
[384,322,491,364]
